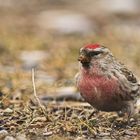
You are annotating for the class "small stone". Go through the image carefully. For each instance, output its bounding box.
[98,132,110,137]
[16,134,27,140]
[33,116,47,122]
[4,108,13,113]
[124,130,137,136]
[4,136,16,140]
[129,118,135,122]
[43,131,53,136]
[75,136,86,140]
[0,130,8,139]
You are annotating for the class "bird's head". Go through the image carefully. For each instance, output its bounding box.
[78,44,110,68]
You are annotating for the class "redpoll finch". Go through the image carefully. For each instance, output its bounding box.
[76,44,140,117]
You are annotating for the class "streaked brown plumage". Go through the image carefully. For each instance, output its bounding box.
[76,44,140,117]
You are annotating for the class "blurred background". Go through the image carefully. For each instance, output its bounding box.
[0,0,140,97]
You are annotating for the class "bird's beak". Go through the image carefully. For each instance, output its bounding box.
[78,54,90,63]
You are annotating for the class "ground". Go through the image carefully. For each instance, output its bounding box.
[0,1,140,139]
[0,33,140,140]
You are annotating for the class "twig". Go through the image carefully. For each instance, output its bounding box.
[31,68,49,120]
[78,117,97,135]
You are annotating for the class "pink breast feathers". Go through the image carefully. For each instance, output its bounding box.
[78,75,119,104]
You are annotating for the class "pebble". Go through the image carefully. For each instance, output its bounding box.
[4,108,13,113]
[33,116,46,122]
[43,131,53,136]
[4,136,16,140]
[98,132,110,137]
[16,134,27,140]
[0,130,8,139]
[124,130,137,136]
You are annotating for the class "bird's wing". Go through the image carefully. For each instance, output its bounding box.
[112,62,140,101]
[120,67,137,83]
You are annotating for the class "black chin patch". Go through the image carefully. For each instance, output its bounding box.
[82,62,90,68]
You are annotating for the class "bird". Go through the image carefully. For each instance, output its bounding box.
[76,43,140,118]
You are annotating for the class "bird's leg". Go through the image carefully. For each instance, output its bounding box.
[117,102,135,124]
[126,102,135,124]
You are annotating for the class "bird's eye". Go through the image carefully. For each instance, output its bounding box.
[89,51,101,56]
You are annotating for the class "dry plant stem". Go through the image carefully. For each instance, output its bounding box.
[32,68,50,120]
[78,117,97,135]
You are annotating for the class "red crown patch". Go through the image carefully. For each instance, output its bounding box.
[84,44,100,49]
